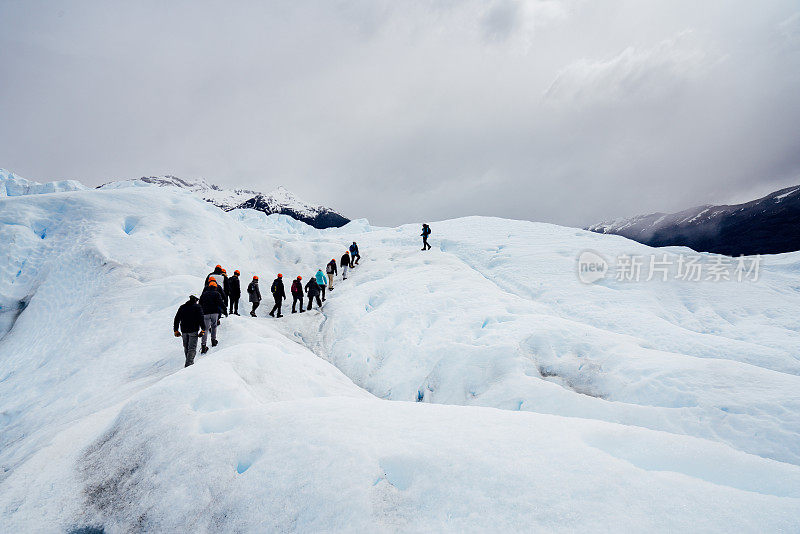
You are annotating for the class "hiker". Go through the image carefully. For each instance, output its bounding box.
[326,258,337,291]
[247,276,262,317]
[291,276,304,313]
[173,295,206,367]
[269,273,285,318]
[205,265,228,316]
[220,268,230,315]
[200,279,225,354]
[340,251,351,280]
[305,276,322,310]
[349,242,360,265]
[204,264,223,287]
[228,270,241,315]
[315,269,328,301]
[421,224,432,250]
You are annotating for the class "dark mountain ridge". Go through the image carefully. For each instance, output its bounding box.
[587,185,800,256]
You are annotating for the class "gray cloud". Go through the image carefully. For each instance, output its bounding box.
[481,0,521,42]
[544,31,715,104]
[1,0,799,227]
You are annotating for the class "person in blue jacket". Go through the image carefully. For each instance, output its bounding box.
[315,269,328,301]
[349,242,360,265]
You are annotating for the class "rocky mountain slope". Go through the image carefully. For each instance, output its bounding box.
[99,175,350,229]
[588,184,800,256]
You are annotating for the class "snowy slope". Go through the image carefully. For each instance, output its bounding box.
[265,217,800,466]
[100,175,350,229]
[1,187,800,531]
[0,168,86,197]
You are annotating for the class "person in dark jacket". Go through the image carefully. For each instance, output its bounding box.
[228,270,241,315]
[421,224,432,250]
[315,269,328,301]
[305,277,322,310]
[173,295,206,367]
[204,264,223,286]
[269,274,286,318]
[326,259,337,291]
[200,280,225,353]
[220,268,230,315]
[247,276,261,317]
[205,265,229,316]
[340,251,351,279]
[291,276,304,313]
[349,242,360,265]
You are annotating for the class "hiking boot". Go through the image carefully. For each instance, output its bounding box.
[211,339,218,347]
[201,345,209,354]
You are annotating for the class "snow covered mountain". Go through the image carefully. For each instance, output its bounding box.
[588,184,800,256]
[2,185,800,531]
[0,168,86,197]
[99,175,350,229]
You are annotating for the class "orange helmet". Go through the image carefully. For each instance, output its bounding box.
[215,264,222,269]
[297,275,302,280]
[253,276,258,280]
[277,273,282,278]
[234,270,240,275]
[208,279,218,287]
[221,269,227,274]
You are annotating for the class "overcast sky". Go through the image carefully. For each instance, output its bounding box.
[2,1,799,226]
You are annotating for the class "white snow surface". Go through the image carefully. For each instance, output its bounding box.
[1,186,800,532]
[0,168,86,197]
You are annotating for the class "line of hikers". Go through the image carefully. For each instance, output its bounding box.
[173,241,362,367]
